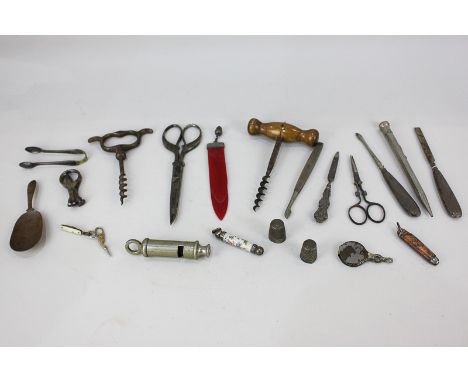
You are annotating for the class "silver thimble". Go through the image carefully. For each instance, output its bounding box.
[268,219,286,243]
[300,239,317,263]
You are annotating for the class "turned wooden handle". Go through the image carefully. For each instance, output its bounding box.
[247,118,319,146]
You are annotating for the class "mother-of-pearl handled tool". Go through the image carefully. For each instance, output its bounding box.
[414,127,462,218]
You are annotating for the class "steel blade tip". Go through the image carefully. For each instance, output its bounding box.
[284,208,291,219]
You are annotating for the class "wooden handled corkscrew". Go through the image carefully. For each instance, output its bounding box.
[248,118,319,146]
[248,118,319,211]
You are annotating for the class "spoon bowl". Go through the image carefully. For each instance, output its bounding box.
[10,180,43,252]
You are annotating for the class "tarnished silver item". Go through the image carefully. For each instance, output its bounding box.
[19,147,88,169]
[314,152,339,223]
[338,241,393,267]
[212,228,264,255]
[268,219,286,243]
[355,133,420,217]
[60,169,86,207]
[414,127,462,218]
[125,238,210,259]
[379,121,433,217]
[300,239,317,264]
[284,142,323,219]
[60,224,111,256]
[348,156,386,225]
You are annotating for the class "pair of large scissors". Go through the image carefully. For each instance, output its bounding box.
[162,124,202,224]
[348,155,386,225]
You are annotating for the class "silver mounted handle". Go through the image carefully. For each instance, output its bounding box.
[313,183,332,223]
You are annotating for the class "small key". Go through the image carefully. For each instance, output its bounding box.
[60,224,111,256]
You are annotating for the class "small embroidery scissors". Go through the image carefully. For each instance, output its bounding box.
[348,155,385,225]
[162,124,202,224]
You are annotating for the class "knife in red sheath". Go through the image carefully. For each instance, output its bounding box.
[207,126,228,220]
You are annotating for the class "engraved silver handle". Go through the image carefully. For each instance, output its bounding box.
[314,182,332,223]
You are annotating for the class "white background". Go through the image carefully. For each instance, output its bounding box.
[1,36,467,346]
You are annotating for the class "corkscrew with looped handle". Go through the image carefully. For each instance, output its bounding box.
[88,129,153,204]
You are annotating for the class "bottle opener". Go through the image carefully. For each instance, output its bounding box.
[59,169,85,207]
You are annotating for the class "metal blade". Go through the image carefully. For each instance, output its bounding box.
[327,152,340,183]
[267,138,283,175]
[355,133,384,170]
[350,155,361,185]
[414,127,436,167]
[284,142,323,218]
[379,121,433,217]
[169,162,184,224]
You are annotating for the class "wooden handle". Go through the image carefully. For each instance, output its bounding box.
[396,223,439,265]
[247,118,319,146]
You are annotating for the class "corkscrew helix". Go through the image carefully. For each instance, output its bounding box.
[248,118,320,212]
[88,129,153,204]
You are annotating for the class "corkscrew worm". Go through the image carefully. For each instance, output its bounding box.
[88,129,153,204]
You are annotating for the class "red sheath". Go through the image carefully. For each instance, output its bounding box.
[207,143,228,220]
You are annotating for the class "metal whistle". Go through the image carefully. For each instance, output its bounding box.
[125,238,211,259]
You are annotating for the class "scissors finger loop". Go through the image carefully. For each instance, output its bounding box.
[366,202,386,223]
[181,124,202,155]
[348,204,368,225]
[162,124,184,153]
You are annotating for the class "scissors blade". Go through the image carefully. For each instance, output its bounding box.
[169,161,184,224]
[350,155,361,184]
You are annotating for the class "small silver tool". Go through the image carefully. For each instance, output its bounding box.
[284,142,324,219]
[19,147,88,169]
[212,228,264,255]
[355,133,420,217]
[348,156,386,225]
[414,127,462,218]
[60,225,111,256]
[300,239,317,264]
[314,152,339,223]
[379,121,433,217]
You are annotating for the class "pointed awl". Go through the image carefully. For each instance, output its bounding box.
[379,121,433,217]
